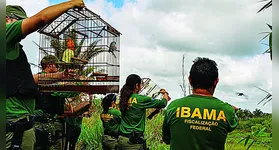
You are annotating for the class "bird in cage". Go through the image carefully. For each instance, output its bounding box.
[109,41,117,58]
[62,38,75,63]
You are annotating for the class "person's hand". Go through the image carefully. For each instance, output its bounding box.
[164,93,171,101]
[63,69,78,79]
[167,95,171,101]
[160,89,171,101]
[232,105,238,112]
[101,114,113,122]
[160,89,167,94]
[70,0,85,9]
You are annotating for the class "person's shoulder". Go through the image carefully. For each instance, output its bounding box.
[6,20,23,30]
[213,97,235,112]
[133,93,146,98]
[167,96,189,110]
[6,20,24,45]
[133,93,150,101]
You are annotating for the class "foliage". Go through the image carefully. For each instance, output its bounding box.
[48,29,105,77]
[145,111,169,150]
[76,100,272,150]
[238,127,271,150]
[258,0,272,60]
[236,108,271,120]
[257,0,272,13]
[252,109,264,117]
[49,29,103,62]
[76,99,103,150]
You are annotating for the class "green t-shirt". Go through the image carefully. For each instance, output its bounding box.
[119,93,167,134]
[162,94,239,150]
[6,20,36,119]
[101,108,121,136]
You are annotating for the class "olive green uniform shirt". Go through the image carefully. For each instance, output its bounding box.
[119,94,167,134]
[162,95,239,150]
[101,108,122,136]
[6,20,35,119]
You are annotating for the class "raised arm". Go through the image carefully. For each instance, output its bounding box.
[137,89,171,109]
[21,0,85,37]
[137,94,169,109]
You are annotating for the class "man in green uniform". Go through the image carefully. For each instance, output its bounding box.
[34,55,79,150]
[162,57,239,150]
[6,1,85,149]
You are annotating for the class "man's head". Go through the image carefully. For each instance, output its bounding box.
[189,57,219,93]
[6,5,27,24]
[41,55,59,73]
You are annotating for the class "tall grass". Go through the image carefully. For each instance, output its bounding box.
[76,99,272,150]
[145,111,169,150]
[76,99,104,150]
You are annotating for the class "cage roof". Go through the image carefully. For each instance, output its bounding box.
[37,7,121,39]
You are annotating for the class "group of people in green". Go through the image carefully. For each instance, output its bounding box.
[100,68,238,150]
[100,74,170,150]
[6,0,239,150]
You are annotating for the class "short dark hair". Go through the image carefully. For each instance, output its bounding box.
[40,55,59,70]
[102,93,117,113]
[189,57,218,90]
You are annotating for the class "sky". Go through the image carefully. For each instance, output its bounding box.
[6,0,272,113]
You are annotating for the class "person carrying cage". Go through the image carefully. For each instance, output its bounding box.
[117,74,171,150]
[6,1,85,149]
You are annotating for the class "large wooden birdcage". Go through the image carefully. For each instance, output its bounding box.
[35,7,121,95]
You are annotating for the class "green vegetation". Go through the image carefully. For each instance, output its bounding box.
[75,99,272,150]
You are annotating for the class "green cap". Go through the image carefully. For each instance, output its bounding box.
[41,55,60,65]
[6,5,28,20]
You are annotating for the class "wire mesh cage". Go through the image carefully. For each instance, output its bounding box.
[139,78,163,99]
[139,78,165,119]
[36,7,121,94]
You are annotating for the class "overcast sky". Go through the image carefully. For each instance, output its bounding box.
[6,0,272,113]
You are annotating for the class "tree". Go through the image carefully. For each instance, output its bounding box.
[253,108,264,117]
[236,108,246,120]
[243,109,253,120]
[179,54,187,96]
